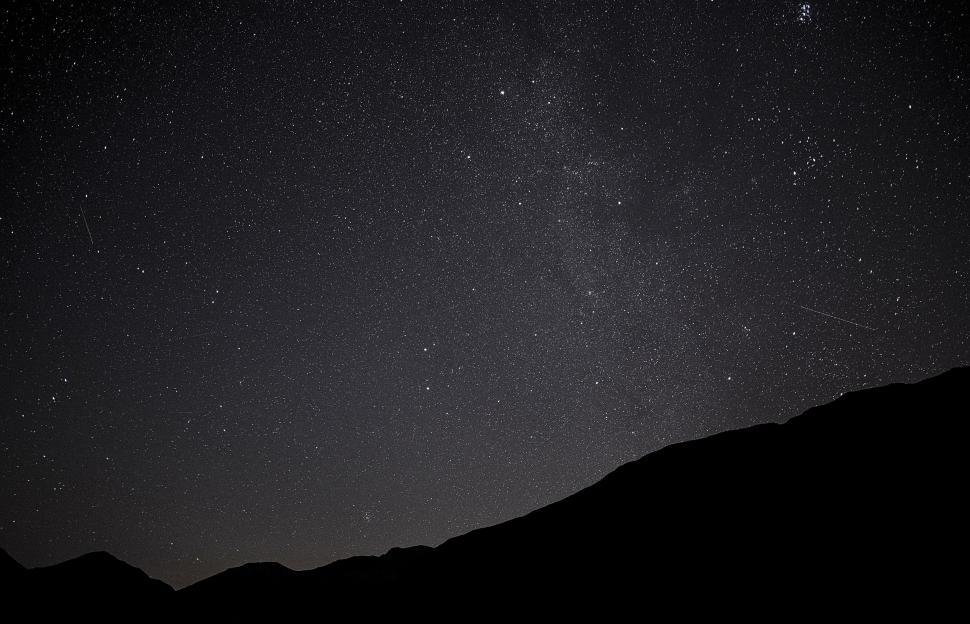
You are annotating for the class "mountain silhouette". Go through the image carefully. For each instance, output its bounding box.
[0,547,25,582]
[5,367,964,616]
[5,549,172,615]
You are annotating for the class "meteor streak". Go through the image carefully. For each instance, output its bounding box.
[797,305,875,331]
[79,207,94,246]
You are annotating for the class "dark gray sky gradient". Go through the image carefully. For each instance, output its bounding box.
[1,1,967,587]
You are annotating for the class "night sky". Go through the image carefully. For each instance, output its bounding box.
[2,1,968,588]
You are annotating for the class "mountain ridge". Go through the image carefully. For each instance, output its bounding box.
[5,367,965,616]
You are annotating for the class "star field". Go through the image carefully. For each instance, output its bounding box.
[1,1,968,587]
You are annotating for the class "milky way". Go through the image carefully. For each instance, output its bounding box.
[1,1,967,587]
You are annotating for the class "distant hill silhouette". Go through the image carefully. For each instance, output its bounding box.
[4,549,172,615]
[5,367,965,616]
[0,546,25,582]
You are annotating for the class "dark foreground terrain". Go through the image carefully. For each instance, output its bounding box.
[5,368,965,617]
